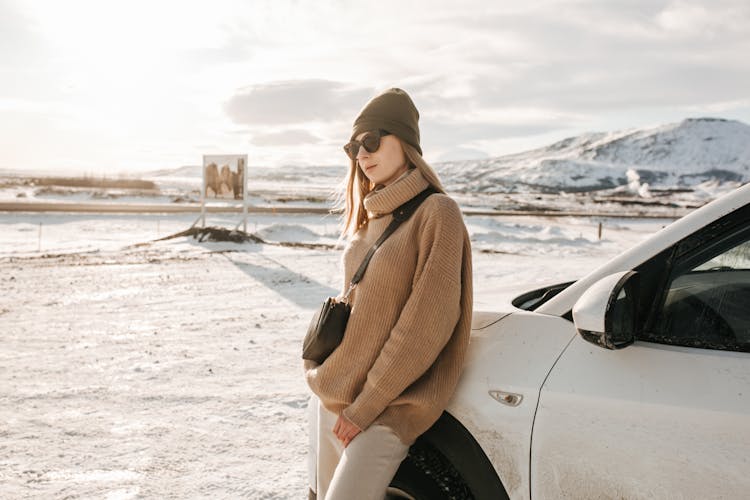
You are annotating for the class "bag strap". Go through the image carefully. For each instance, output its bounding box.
[343,187,438,301]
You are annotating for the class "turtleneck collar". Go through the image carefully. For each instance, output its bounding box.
[363,168,430,217]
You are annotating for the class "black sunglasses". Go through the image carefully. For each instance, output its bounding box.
[343,129,391,160]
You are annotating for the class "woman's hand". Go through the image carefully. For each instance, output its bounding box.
[333,414,361,447]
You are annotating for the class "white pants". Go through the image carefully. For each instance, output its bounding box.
[307,395,411,500]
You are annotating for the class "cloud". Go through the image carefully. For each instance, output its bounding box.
[656,0,750,35]
[401,0,750,122]
[436,147,490,162]
[224,80,373,126]
[399,0,750,113]
[422,120,562,146]
[469,61,750,112]
[250,129,320,146]
[4,0,750,171]
[0,1,45,64]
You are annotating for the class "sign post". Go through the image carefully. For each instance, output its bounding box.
[200,154,248,231]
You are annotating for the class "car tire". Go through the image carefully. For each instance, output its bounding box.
[386,441,474,500]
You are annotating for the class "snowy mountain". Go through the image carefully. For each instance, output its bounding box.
[131,118,750,200]
[435,118,750,194]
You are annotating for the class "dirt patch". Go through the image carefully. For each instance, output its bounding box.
[158,226,337,250]
[158,226,263,244]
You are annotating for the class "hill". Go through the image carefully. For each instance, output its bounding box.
[435,117,750,195]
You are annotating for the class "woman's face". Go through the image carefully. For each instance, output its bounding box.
[355,131,409,187]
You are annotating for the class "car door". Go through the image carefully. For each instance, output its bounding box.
[530,207,750,499]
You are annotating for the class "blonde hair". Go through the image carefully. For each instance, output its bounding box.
[336,139,446,239]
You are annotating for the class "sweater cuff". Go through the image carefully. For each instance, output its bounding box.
[341,385,390,431]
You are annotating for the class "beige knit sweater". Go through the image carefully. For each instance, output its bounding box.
[304,168,473,445]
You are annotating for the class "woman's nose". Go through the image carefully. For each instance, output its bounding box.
[355,145,368,159]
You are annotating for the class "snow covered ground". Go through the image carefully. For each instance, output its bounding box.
[0,211,671,498]
[0,116,746,497]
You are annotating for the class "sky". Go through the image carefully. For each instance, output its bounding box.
[1,0,749,175]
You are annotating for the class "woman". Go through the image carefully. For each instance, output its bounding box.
[305,88,473,499]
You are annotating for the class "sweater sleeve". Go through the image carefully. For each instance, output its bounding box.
[342,196,466,430]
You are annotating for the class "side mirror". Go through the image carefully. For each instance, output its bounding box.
[572,271,639,350]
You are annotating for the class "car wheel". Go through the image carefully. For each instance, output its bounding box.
[386,441,474,500]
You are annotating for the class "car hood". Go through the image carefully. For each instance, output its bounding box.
[471,310,512,330]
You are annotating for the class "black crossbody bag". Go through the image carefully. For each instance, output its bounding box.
[302,187,437,364]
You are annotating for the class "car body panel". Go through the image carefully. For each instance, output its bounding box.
[471,310,512,329]
[447,312,577,500]
[532,335,750,498]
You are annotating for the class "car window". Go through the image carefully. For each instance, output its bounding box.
[646,230,750,352]
[694,241,750,270]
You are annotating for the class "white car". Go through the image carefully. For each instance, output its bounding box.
[387,183,750,500]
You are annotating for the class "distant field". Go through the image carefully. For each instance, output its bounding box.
[30,176,158,190]
[1,176,158,190]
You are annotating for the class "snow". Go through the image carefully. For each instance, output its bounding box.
[255,223,340,246]
[0,209,670,498]
[1,116,746,497]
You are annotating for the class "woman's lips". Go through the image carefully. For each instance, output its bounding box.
[365,164,377,171]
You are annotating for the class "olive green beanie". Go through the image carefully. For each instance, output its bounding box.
[351,87,422,156]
